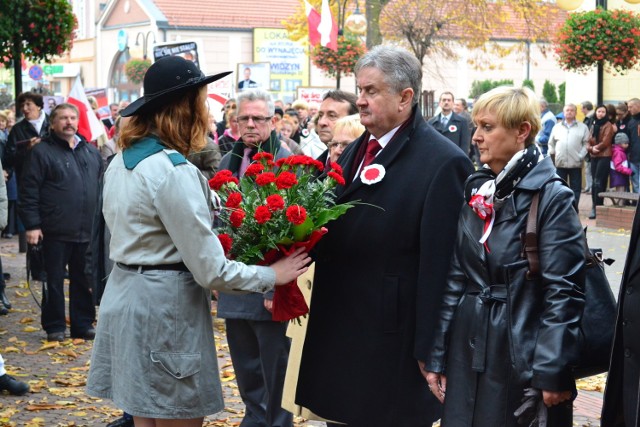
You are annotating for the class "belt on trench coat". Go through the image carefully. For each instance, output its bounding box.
[466,284,508,373]
[117,262,189,273]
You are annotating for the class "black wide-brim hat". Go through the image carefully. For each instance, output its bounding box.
[121,56,231,117]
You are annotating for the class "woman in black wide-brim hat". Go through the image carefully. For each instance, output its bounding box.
[85,56,309,427]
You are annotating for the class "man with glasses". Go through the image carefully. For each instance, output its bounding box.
[217,89,293,427]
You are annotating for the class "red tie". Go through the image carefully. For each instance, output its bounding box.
[362,139,382,168]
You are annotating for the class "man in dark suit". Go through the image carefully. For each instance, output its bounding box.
[296,46,474,426]
[238,67,258,90]
[602,205,640,426]
[428,91,471,156]
[101,103,118,131]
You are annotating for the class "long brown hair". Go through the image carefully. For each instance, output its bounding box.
[119,86,209,155]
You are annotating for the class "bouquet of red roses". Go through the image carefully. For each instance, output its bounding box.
[209,152,352,321]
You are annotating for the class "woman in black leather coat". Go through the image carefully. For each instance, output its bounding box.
[425,86,586,426]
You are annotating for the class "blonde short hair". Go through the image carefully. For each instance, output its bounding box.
[471,86,541,146]
[333,114,365,140]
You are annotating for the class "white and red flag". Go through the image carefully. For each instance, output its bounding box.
[304,0,338,51]
[319,0,338,51]
[304,0,322,47]
[66,76,105,142]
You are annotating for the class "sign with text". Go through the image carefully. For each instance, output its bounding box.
[153,41,201,69]
[253,28,309,102]
[296,87,331,105]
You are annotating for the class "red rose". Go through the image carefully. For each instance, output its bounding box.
[286,205,307,225]
[230,209,246,228]
[217,233,233,255]
[253,152,274,162]
[244,163,264,177]
[327,171,345,186]
[266,194,285,211]
[276,171,298,189]
[255,172,276,186]
[225,192,242,208]
[254,205,272,224]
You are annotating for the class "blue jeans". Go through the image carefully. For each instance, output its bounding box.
[631,161,640,193]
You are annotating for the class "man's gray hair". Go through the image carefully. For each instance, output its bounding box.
[355,45,422,106]
[237,89,275,116]
[539,97,548,108]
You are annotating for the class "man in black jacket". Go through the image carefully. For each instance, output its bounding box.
[19,103,103,342]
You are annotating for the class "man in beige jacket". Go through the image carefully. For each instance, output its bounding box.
[548,103,590,211]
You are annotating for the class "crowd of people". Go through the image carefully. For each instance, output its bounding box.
[0,45,639,427]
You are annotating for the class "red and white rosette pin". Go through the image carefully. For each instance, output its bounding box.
[360,164,386,185]
[448,124,458,133]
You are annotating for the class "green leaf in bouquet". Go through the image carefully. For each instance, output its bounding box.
[314,204,354,227]
[292,217,314,242]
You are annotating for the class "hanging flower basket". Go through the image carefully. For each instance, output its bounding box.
[125,58,152,85]
[554,8,640,74]
[310,36,366,78]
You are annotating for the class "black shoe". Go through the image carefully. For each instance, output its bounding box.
[47,332,65,342]
[588,209,596,220]
[71,328,95,340]
[0,306,7,316]
[0,288,11,310]
[0,374,29,395]
[106,416,134,427]
[2,233,13,239]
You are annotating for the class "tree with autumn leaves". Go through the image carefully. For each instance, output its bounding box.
[0,0,77,96]
[379,0,561,67]
[285,0,562,79]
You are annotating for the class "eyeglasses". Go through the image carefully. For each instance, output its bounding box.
[328,141,351,149]
[237,115,272,125]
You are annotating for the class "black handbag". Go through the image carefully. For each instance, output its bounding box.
[524,192,616,379]
[27,243,47,282]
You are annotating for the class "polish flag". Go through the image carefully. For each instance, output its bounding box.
[319,0,338,51]
[66,76,105,142]
[304,0,322,47]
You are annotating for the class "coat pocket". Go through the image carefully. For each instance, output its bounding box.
[149,351,201,409]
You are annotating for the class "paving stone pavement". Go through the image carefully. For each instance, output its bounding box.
[0,191,628,426]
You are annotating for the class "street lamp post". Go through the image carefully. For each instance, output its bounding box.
[596,0,607,105]
[135,31,156,60]
[332,0,366,89]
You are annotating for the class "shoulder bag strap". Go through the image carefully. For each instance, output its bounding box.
[524,192,541,279]
[524,186,592,279]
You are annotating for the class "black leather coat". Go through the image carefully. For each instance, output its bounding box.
[426,157,585,426]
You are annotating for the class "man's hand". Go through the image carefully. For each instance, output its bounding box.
[264,299,273,313]
[425,370,447,404]
[542,390,572,407]
[26,229,43,245]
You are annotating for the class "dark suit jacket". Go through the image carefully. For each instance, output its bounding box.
[602,205,640,427]
[428,112,471,156]
[296,107,474,426]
